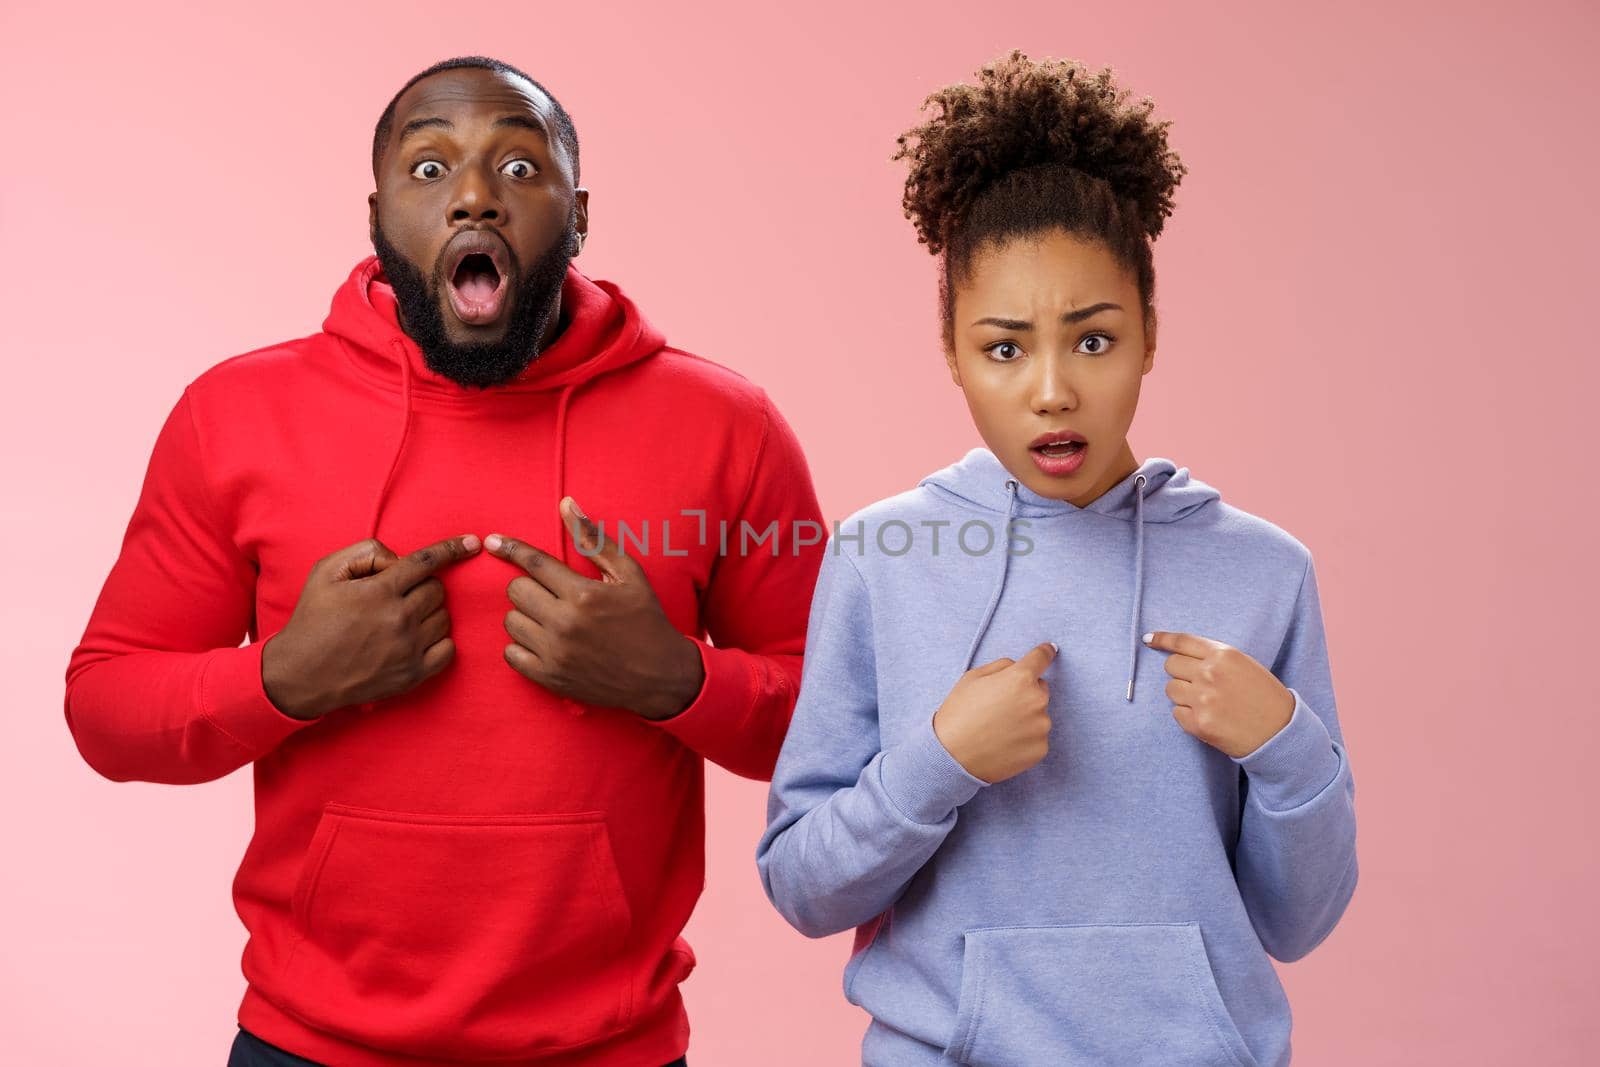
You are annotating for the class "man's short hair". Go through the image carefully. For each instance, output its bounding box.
[371,56,580,182]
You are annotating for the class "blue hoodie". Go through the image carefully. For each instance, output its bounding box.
[757,447,1358,1067]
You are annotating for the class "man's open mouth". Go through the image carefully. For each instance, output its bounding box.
[445,240,510,326]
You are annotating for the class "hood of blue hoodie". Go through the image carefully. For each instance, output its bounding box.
[918,447,1220,700]
[919,445,1220,524]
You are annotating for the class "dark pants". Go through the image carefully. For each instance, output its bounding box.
[228,1026,688,1067]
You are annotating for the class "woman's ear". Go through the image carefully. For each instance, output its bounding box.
[942,308,962,385]
[1142,307,1159,374]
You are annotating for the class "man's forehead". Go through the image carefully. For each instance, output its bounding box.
[394,68,554,128]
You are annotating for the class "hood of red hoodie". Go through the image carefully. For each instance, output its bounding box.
[324,254,665,399]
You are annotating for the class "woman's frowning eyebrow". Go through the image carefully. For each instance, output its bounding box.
[970,302,1123,330]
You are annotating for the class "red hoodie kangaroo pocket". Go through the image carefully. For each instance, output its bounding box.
[277,803,635,1059]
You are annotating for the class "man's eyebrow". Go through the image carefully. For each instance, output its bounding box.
[396,114,549,146]
[970,303,1123,331]
[397,116,453,144]
[492,114,549,140]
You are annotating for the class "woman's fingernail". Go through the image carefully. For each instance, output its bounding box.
[463,534,481,552]
[485,534,503,552]
[1142,632,1154,644]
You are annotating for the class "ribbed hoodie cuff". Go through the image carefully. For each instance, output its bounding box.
[879,713,988,825]
[1233,687,1342,812]
[199,641,317,758]
[649,636,749,751]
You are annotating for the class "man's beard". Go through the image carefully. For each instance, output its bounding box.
[371,212,579,388]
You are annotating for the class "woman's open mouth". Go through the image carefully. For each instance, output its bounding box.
[1029,433,1088,475]
[445,244,510,327]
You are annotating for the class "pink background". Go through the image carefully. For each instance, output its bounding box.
[3,1,1595,1062]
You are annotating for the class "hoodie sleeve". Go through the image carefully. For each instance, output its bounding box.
[757,545,988,939]
[64,388,314,784]
[1231,553,1359,962]
[649,388,826,781]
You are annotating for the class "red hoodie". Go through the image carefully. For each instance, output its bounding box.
[64,256,826,1066]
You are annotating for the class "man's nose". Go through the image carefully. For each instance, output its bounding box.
[447,162,504,223]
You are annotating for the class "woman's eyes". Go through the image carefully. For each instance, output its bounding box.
[983,333,1115,362]
[408,158,539,180]
[1077,332,1114,355]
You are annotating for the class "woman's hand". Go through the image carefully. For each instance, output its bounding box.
[932,641,1057,783]
[1143,631,1295,758]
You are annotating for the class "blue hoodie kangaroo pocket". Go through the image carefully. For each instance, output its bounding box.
[944,922,1259,1067]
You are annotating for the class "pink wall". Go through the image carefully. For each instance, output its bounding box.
[3,1,1595,1062]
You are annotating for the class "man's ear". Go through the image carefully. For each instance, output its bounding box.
[574,188,590,254]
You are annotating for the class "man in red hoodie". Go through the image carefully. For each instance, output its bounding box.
[64,56,826,1067]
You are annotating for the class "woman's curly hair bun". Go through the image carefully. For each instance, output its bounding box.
[894,49,1187,255]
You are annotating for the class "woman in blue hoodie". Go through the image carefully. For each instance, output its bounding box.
[758,51,1358,1067]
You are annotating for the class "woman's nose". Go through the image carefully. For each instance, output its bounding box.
[1029,354,1077,414]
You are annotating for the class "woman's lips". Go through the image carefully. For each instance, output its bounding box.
[1030,439,1087,476]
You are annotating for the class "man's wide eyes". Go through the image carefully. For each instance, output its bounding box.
[407,159,538,180]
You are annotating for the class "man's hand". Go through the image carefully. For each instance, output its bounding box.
[932,641,1057,784]
[485,497,704,720]
[260,534,480,720]
[1144,631,1295,758]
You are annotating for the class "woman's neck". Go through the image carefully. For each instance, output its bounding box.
[1066,439,1140,508]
